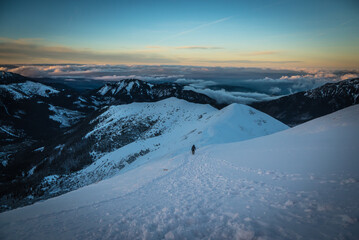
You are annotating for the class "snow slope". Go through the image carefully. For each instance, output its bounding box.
[48,104,84,128]
[47,97,287,194]
[0,81,59,99]
[1,105,358,239]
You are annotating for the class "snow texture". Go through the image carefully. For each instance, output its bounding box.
[0,105,358,239]
[48,104,84,128]
[27,166,37,176]
[0,125,20,138]
[33,147,44,152]
[0,81,59,99]
[1,160,7,167]
[65,97,287,190]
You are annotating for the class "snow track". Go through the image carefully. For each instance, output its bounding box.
[2,151,358,239]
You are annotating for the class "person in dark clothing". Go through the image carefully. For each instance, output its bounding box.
[191,145,196,155]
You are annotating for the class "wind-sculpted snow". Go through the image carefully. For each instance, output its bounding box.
[0,105,358,239]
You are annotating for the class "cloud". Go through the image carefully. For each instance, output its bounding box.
[280,75,302,80]
[243,76,288,83]
[145,45,223,50]
[93,75,183,81]
[313,72,337,78]
[184,86,278,104]
[4,64,152,78]
[341,73,358,80]
[0,39,177,64]
[3,64,356,98]
[239,69,350,94]
[7,65,53,77]
[200,59,302,64]
[269,87,281,94]
[3,64,303,80]
[175,46,223,50]
[246,51,278,56]
[175,78,217,88]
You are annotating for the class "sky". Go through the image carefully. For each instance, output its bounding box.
[0,0,359,69]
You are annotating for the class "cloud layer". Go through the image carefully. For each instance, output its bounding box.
[0,38,305,67]
[175,46,223,50]
[0,39,177,64]
[1,64,358,104]
[184,86,278,104]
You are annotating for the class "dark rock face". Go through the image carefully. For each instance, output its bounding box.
[0,72,95,145]
[0,72,99,210]
[0,71,27,84]
[250,78,359,126]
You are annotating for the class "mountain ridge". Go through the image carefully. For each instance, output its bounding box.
[250,78,359,126]
[91,78,223,108]
[0,97,288,211]
[1,104,358,239]
[1,71,359,213]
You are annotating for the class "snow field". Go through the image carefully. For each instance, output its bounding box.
[0,103,358,239]
[68,98,288,191]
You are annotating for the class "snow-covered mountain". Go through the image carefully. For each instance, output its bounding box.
[0,73,220,151]
[0,80,60,100]
[0,72,96,175]
[2,70,359,222]
[93,79,221,107]
[1,105,358,240]
[251,78,359,126]
[1,97,288,211]
[0,72,231,211]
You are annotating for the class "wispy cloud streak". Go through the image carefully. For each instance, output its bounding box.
[158,16,232,43]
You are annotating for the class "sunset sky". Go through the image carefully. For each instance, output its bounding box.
[0,0,358,69]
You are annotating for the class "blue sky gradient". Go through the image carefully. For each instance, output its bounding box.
[0,0,358,68]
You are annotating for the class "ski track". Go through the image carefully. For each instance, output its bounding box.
[2,150,358,240]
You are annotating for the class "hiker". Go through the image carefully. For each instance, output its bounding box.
[191,145,196,155]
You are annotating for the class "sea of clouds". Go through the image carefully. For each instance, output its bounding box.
[1,64,357,104]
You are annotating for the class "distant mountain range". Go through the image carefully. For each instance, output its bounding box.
[0,71,220,149]
[93,79,220,107]
[250,78,359,126]
[0,71,358,211]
